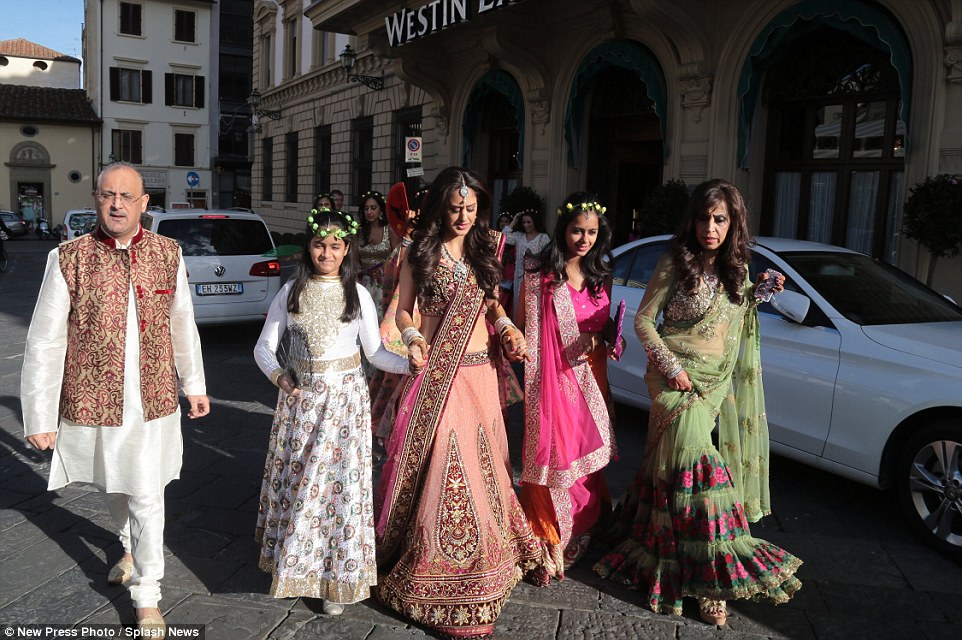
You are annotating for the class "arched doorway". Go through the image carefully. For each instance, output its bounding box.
[462,70,524,220]
[564,41,667,246]
[8,142,52,228]
[739,1,911,262]
[585,67,662,245]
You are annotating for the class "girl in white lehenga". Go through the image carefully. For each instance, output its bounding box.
[253,208,408,615]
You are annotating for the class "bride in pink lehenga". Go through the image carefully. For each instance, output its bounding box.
[375,167,543,639]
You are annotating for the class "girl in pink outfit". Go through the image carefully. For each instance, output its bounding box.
[517,192,623,583]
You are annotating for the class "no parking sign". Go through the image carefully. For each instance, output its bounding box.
[405,137,422,163]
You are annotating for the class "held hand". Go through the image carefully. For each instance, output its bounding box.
[668,369,693,392]
[607,336,626,360]
[502,327,531,362]
[408,339,430,375]
[27,431,57,451]
[277,374,300,398]
[187,394,211,418]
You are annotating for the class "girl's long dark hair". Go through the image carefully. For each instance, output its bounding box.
[409,167,500,300]
[536,191,613,298]
[358,191,387,245]
[287,209,362,321]
[670,178,752,304]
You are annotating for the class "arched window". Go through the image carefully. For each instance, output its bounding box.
[33,60,49,71]
[761,28,905,261]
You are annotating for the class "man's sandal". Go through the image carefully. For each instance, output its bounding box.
[698,598,728,625]
[107,558,134,585]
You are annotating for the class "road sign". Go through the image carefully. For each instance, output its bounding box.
[405,137,422,162]
[186,171,200,187]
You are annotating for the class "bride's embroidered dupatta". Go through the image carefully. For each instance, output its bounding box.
[375,232,508,562]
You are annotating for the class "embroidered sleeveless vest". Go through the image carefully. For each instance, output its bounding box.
[58,228,181,426]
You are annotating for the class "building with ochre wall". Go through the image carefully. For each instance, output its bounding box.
[0,39,97,227]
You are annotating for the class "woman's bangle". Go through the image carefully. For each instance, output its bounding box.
[666,364,683,379]
[401,327,425,348]
[494,316,515,335]
[400,236,413,247]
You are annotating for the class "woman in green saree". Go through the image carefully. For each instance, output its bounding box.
[593,179,802,625]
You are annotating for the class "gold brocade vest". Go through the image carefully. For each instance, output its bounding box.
[58,227,181,426]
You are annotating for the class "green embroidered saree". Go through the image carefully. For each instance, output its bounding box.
[594,254,802,615]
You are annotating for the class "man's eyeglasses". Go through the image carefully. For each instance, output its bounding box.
[95,191,144,205]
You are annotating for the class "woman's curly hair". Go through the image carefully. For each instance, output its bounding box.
[670,179,752,304]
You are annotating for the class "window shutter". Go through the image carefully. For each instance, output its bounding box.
[109,67,120,101]
[142,70,152,104]
[195,76,205,108]
[165,73,174,106]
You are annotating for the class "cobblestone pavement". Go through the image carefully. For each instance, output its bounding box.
[1,239,960,639]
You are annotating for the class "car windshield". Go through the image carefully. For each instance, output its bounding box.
[157,218,273,257]
[69,213,96,230]
[780,251,962,325]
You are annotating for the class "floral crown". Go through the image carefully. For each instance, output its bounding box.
[314,192,334,203]
[361,190,384,202]
[508,208,541,217]
[307,208,361,239]
[556,201,607,216]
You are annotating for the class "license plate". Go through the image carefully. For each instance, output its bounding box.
[196,282,243,295]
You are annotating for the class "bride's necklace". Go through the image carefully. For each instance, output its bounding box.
[441,241,469,280]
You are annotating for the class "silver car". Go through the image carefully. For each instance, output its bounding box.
[608,235,962,559]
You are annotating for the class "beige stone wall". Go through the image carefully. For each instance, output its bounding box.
[252,0,962,300]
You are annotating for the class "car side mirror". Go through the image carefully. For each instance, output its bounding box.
[770,289,810,324]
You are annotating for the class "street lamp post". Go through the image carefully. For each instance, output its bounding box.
[339,45,384,91]
[248,89,282,133]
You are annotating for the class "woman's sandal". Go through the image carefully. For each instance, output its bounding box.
[698,598,728,626]
[523,566,551,588]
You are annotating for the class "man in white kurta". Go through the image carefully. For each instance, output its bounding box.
[21,163,208,632]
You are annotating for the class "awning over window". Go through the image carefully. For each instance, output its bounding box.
[737,0,912,167]
[563,40,667,168]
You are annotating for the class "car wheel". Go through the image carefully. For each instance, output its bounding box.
[0,230,8,240]
[897,420,962,559]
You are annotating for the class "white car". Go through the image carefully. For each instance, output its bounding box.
[608,236,962,558]
[141,209,281,325]
[60,208,98,242]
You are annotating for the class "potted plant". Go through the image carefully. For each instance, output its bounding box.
[902,174,962,286]
[499,185,546,221]
[635,178,689,238]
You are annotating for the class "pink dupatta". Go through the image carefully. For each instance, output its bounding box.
[522,273,616,490]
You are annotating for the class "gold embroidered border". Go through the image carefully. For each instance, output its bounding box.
[294,352,362,380]
[379,264,486,560]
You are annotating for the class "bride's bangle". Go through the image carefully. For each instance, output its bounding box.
[401,327,425,348]
[494,316,515,336]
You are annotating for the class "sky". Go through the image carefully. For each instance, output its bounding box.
[0,0,85,61]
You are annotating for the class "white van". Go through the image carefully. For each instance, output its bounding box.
[141,209,281,325]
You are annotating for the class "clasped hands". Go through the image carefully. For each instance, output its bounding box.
[500,326,530,362]
[405,326,529,375]
[407,338,430,375]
